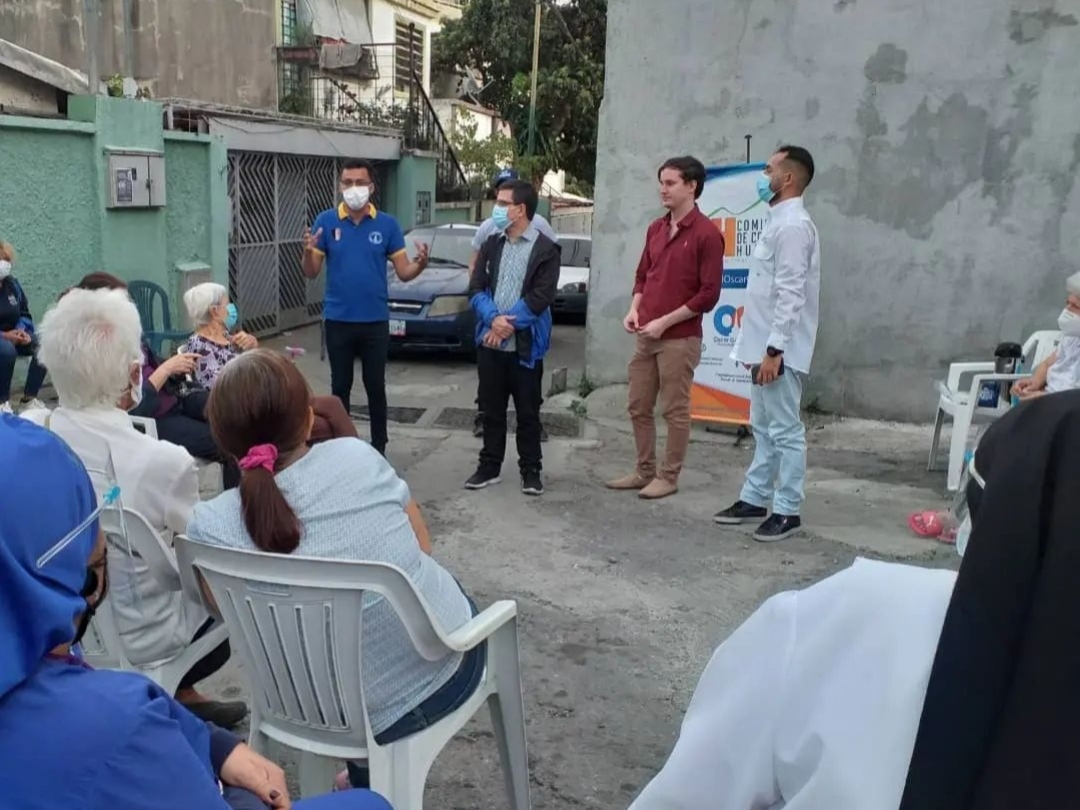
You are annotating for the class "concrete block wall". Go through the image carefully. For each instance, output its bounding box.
[588,0,1080,421]
[0,95,228,323]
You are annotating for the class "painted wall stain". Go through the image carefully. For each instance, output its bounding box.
[1009,8,1077,44]
[864,43,908,84]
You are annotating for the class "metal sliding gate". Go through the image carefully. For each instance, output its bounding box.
[227,152,390,337]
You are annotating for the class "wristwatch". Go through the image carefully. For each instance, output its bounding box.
[766,346,783,358]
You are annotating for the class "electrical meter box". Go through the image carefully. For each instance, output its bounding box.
[107,151,166,208]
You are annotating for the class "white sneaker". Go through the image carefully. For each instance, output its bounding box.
[19,398,47,413]
[0,401,13,415]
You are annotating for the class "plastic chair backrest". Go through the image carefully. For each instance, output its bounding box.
[128,280,174,335]
[1022,330,1062,371]
[129,415,159,439]
[174,537,455,753]
[80,601,129,670]
[116,507,183,594]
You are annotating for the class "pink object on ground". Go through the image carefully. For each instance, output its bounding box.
[908,510,945,538]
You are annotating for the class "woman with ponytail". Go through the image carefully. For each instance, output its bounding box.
[187,350,483,788]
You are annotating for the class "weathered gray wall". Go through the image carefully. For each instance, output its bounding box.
[588,0,1080,421]
[0,0,277,108]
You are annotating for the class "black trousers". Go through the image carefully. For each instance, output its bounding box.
[177,618,231,691]
[325,319,389,453]
[478,347,543,475]
[155,391,240,490]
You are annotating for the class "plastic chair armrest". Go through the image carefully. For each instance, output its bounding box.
[965,372,1028,393]
[443,600,518,652]
[945,361,995,392]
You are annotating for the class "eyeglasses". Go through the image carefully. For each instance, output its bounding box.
[36,485,121,569]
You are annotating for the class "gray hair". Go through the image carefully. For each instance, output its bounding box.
[1067,272,1080,297]
[183,282,228,327]
[36,288,143,410]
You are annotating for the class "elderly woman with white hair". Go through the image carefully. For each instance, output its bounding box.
[73,272,239,490]
[182,282,259,389]
[19,287,247,729]
[1013,272,1080,399]
[183,281,358,443]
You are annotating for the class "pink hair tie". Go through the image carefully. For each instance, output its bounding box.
[239,443,278,474]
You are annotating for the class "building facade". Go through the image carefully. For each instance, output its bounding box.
[588,0,1080,421]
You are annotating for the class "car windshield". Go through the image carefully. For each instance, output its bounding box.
[562,237,591,267]
[404,228,475,268]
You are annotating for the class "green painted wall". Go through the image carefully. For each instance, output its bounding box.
[0,118,99,310]
[387,152,437,231]
[0,96,226,325]
[434,204,474,225]
[164,134,229,290]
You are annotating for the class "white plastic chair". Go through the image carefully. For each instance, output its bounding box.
[81,507,229,694]
[929,330,1061,490]
[174,537,531,809]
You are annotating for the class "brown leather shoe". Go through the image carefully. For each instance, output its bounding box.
[639,478,678,500]
[605,473,652,490]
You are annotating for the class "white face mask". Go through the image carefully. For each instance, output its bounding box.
[342,185,371,211]
[1058,308,1080,337]
[0,260,11,279]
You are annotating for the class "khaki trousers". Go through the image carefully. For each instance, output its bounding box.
[627,334,703,483]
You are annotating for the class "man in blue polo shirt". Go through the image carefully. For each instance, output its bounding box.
[302,158,429,454]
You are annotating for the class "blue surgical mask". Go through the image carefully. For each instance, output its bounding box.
[225,303,239,331]
[756,173,775,203]
[492,206,511,231]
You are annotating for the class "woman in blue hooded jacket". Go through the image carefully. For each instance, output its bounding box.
[0,414,391,810]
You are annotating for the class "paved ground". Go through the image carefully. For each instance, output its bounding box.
[201,322,960,808]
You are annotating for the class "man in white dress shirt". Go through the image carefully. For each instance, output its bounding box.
[716,145,820,542]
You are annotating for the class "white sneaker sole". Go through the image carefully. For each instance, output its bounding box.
[753,526,803,543]
[465,476,502,490]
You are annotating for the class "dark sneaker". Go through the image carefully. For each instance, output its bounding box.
[181,699,249,730]
[714,500,768,525]
[753,514,803,543]
[521,470,544,496]
[473,414,484,437]
[540,423,550,443]
[465,468,502,490]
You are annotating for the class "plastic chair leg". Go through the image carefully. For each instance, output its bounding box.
[299,752,340,799]
[487,623,531,810]
[370,743,428,810]
[927,407,945,471]
[947,407,973,492]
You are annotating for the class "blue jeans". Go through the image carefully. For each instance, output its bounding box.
[740,370,807,516]
[0,336,47,402]
[346,600,487,788]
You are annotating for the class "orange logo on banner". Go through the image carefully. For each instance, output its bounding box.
[711,218,737,257]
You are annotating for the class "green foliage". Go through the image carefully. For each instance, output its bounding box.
[447,110,517,195]
[105,74,124,98]
[433,0,606,185]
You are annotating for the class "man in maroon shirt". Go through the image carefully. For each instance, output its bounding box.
[606,155,725,500]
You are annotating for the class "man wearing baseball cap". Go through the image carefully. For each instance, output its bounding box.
[469,169,559,438]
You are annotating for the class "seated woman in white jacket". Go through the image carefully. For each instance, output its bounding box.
[630,389,1080,810]
[21,287,246,728]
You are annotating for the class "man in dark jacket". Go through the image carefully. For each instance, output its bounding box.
[465,179,560,496]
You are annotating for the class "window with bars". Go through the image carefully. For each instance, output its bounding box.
[394,19,425,93]
[280,0,298,45]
